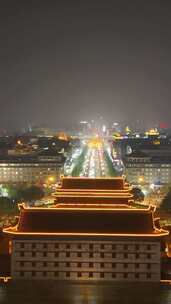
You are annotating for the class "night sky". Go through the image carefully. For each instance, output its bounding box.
[0,0,171,130]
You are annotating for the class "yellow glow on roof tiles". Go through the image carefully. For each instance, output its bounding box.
[3,229,169,237]
[18,203,154,212]
[55,193,133,196]
[55,190,131,192]
[55,203,130,208]
[62,176,124,180]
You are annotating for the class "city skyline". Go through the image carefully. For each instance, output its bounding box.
[1,1,171,300]
[0,1,171,130]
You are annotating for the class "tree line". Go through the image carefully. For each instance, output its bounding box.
[0,184,45,214]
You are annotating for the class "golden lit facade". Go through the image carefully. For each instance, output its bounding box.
[9,236,163,281]
[124,155,171,186]
[0,161,61,183]
[3,177,168,282]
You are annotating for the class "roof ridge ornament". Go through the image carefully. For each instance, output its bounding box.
[18,203,26,210]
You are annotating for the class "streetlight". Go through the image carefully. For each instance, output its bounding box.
[138,176,144,184]
[48,176,55,183]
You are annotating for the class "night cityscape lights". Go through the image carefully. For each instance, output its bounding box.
[1,0,171,302]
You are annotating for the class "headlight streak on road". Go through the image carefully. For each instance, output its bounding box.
[65,138,124,178]
[64,148,83,176]
[79,144,109,178]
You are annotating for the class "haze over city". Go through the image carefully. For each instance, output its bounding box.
[0,0,171,130]
[1,1,171,303]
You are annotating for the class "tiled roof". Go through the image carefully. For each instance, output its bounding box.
[55,195,133,205]
[60,177,125,190]
[13,207,162,235]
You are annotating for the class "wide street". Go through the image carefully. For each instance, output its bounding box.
[65,138,124,178]
[79,143,107,177]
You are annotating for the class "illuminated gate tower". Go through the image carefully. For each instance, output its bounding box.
[4,177,168,281]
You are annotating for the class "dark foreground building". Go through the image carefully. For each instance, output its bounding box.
[3,177,169,282]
